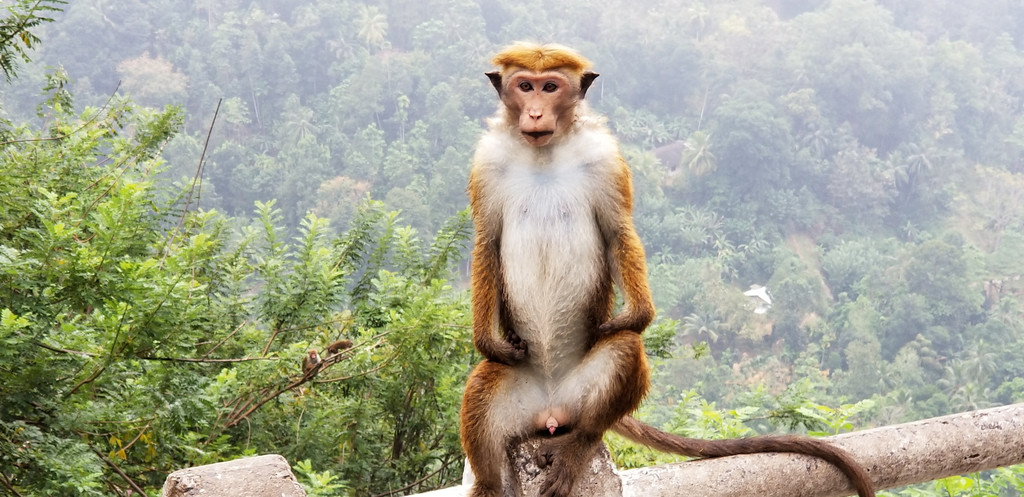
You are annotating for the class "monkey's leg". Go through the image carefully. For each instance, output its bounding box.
[537,331,650,497]
[460,360,545,497]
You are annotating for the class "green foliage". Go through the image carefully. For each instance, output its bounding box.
[0,70,473,495]
[642,317,679,359]
[0,0,64,82]
[881,464,1024,496]
[0,74,192,495]
[610,386,874,470]
[293,459,345,497]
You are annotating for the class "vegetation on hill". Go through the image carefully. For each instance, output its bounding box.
[2,0,1024,494]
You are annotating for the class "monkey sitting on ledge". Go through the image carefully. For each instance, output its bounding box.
[458,42,875,497]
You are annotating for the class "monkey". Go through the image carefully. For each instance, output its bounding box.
[301,349,322,377]
[458,42,875,497]
[325,339,353,356]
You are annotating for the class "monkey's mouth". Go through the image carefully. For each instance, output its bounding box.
[523,131,554,140]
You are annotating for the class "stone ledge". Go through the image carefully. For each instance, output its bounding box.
[413,403,1024,497]
[162,454,306,497]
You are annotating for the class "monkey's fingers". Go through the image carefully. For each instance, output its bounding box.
[598,312,646,334]
[534,446,555,469]
[506,341,528,362]
[492,340,528,364]
[504,329,526,346]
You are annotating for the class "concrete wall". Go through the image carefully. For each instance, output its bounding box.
[414,403,1024,497]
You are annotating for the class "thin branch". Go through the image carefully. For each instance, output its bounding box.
[90,449,146,496]
[137,355,279,364]
[77,146,140,230]
[162,98,220,264]
[0,80,121,145]
[228,397,256,421]
[177,98,221,226]
[132,268,188,339]
[0,79,118,145]
[67,304,130,396]
[118,420,151,453]
[317,349,395,384]
[224,339,383,427]
[228,393,256,416]
[0,472,26,497]
[32,339,96,357]
[696,84,709,132]
[260,323,282,357]
[372,461,453,497]
[225,374,315,428]
[200,320,247,359]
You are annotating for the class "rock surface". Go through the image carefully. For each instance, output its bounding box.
[162,454,306,497]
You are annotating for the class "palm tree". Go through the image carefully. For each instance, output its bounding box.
[193,0,216,28]
[904,145,933,177]
[682,312,720,344]
[893,143,932,198]
[799,122,832,158]
[327,34,356,61]
[281,103,318,145]
[680,129,716,176]
[357,6,388,52]
[677,205,721,257]
[684,3,711,42]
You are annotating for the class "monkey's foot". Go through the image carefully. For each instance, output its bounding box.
[500,438,618,497]
[535,441,577,497]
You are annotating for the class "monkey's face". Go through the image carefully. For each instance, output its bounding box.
[500,70,579,147]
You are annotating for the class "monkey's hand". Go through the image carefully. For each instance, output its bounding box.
[498,329,528,363]
[476,328,528,364]
[599,308,653,335]
[490,340,527,365]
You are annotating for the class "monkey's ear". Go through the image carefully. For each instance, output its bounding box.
[580,71,599,98]
[486,71,503,95]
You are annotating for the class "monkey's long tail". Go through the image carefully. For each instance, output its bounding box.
[612,416,875,497]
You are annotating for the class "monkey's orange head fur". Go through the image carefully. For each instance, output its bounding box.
[490,42,592,76]
[486,42,599,147]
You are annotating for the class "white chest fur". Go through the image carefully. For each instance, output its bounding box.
[500,161,603,365]
[472,114,623,372]
[498,157,604,300]
[478,127,618,367]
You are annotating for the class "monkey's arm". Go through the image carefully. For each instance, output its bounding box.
[468,170,527,364]
[597,157,655,335]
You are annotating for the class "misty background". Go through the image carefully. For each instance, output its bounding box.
[4,0,1024,495]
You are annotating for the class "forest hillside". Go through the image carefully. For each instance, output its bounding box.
[2,0,1024,495]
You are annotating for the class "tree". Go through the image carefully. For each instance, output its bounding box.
[707,80,796,221]
[356,5,388,52]
[905,238,983,333]
[680,129,716,177]
[115,52,188,105]
[682,311,721,345]
[958,165,1024,253]
[824,140,894,228]
[0,62,475,495]
[1,77,188,496]
[0,0,65,81]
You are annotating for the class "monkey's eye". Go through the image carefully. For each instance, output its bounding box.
[542,82,558,92]
[518,81,533,92]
